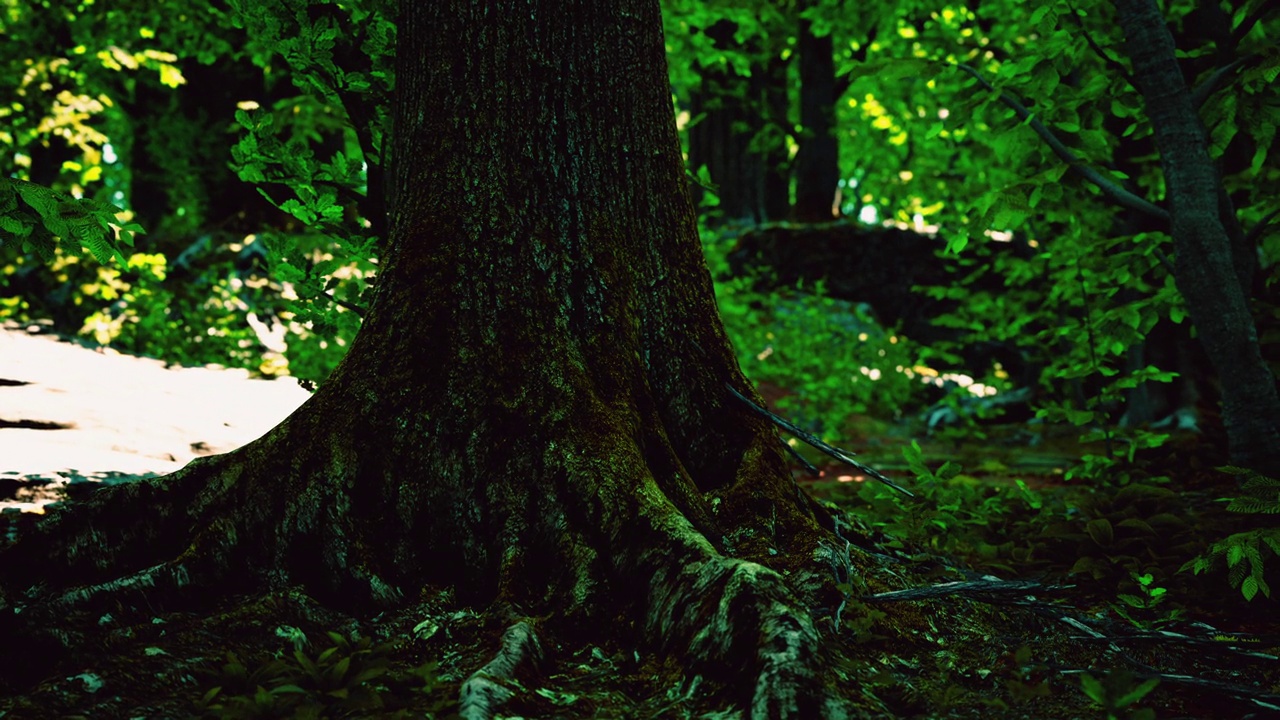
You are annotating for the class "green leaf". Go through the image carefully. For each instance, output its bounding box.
[1241,575,1259,601]
[1115,677,1159,707]
[1117,518,1154,534]
[1069,556,1106,577]
[1065,409,1095,426]
[1227,544,1245,567]
[1086,518,1114,547]
[329,655,352,683]
[293,649,320,678]
[1080,673,1106,704]
[840,57,937,83]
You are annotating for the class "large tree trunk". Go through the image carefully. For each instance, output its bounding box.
[0,1,854,716]
[1114,0,1280,474]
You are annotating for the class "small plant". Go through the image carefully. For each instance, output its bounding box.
[996,646,1052,706]
[1180,467,1280,601]
[1079,669,1159,720]
[842,442,1054,571]
[1110,571,1183,630]
[197,630,451,719]
[1040,480,1198,584]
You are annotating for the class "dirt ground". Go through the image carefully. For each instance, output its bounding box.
[0,320,311,513]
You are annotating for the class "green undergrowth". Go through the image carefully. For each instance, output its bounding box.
[1,232,363,385]
[820,440,1279,624]
[701,222,1278,619]
[196,629,454,719]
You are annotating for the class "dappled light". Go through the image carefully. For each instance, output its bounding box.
[2,0,1279,717]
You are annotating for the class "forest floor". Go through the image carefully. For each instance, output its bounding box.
[1,322,1277,719]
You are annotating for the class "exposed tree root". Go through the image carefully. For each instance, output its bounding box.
[642,527,847,719]
[459,620,544,720]
[0,377,862,716]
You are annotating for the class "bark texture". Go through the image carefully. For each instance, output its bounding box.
[0,1,859,716]
[1114,0,1280,475]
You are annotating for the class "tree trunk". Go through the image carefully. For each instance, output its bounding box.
[794,0,841,223]
[0,1,855,716]
[687,20,791,225]
[1114,0,1280,474]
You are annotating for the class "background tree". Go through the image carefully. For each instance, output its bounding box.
[682,14,791,224]
[692,0,1279,475]
[793,0,842,221]
[1113,0,1280,473]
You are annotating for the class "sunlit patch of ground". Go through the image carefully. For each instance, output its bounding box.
[0,321,311,514]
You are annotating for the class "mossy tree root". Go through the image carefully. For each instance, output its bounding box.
[640,530,850,719]
[458,620,544,720]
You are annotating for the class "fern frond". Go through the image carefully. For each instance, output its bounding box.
[1216,465,1254,477]
[1241,473,1280,490]
[1226,496,1280,514]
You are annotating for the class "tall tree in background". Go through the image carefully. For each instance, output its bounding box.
[793,0,840,222]
[0,0,856,715]
[686,19,790,225]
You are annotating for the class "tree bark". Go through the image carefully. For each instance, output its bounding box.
[1113,0,1280,474]
[794,0,841,223]
[0,1,854,716]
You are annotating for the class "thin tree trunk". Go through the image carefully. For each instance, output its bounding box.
[794,0,840,223]
[1114,0,1280,474]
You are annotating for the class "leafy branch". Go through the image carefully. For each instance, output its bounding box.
[953,63,1169,224]
[0,177,144,266]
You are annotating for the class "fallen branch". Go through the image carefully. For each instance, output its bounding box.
[725,383,914,498]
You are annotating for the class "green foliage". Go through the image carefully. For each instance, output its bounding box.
[998,646,1052,705]
[731,286,924,433]
[830,440,1203,590]
[843,442,1051,565]
[1043,481,1199,583]
[1180,467,1280,602]
[670,0,1280,470]
[1079,669,1159,720]
[0,177,142,266]
[0,0,397,386]
[76,250,276,371]
[709,226,928,433]
[1110,570,1183,631]
[197,630,451,719]
[224,0,394,386]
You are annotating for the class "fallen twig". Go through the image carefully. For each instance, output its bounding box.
[725,382,914,498]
